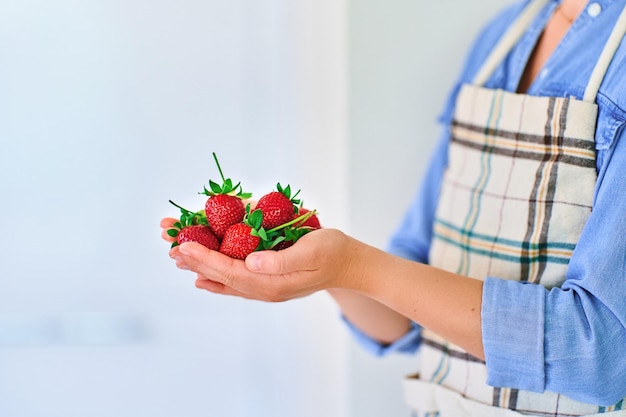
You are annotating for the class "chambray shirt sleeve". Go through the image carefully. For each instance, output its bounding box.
[341,316,422,357]
[482,124,626,405]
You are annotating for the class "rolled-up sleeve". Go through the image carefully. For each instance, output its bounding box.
[482,125,626,405]
[342,316,422,357]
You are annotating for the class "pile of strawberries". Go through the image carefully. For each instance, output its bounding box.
[167,153,321,260]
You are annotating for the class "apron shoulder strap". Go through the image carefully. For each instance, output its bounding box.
[583,5,626,102]
[472,0,550,86]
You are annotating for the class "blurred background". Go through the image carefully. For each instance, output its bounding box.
[0,0,505,416]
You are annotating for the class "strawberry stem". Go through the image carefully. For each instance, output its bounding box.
[169,200,191,214]
[213,152,226,184]
[200,153,252,199]
[267,210,317,233]
[169,200,208,227]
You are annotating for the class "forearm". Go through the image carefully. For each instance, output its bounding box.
[343,236,485,360]
[327,288,412,345]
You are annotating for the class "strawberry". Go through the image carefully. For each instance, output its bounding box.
[167,200,218,249]
[177,225,220,250]
[205,194,246,238]
[166,152,322,258]
[218,206,297,259]
[294,207,321,229]
[219,223,261,260]
[218,209,266,259]
[273,240,294,251]
[255,183,300,229]
[200,153,252,239]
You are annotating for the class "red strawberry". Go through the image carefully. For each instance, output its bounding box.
[294,207,321,229]
[219,223,260,260]
[167,200,214,248]
[177,225,220,250]
[200,153,252,239]
[273,240,294,251]
[255,183,300,229]
[205,194,245,238]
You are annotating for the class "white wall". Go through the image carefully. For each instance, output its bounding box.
[0,0,520,416]
[0,1,349,416]
[347,1,510,416]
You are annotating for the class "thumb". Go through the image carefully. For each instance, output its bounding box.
[245,230,329,274]
[245,250,289,274]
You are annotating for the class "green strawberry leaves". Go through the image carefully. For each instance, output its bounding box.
[168,151,320,257]
[276,183,301,207]
[200,153,252,199]
[244,205,275,249]
[168,200,209,247]
[246,205,262,228]
[243,205,318,251]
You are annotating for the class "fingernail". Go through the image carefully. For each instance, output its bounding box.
[247,253,262,272]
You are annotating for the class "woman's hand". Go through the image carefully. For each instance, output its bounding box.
[168,228,360,302]
[160,216,485,358]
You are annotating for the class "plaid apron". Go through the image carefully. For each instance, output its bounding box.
[405,1,626,416]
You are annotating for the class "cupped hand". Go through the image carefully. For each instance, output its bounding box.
[169,228,360,302]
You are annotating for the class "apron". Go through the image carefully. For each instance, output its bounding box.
[406,1,626,416]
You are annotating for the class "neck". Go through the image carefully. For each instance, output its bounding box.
[558,0,588,24]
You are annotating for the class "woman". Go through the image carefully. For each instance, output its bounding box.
[162,0,626,414]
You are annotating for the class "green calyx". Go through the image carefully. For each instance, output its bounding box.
[167,200,208,248]
[200,152,252,199]
[242,205,274,250]
[276,183,301,207]
[243,204,318,251]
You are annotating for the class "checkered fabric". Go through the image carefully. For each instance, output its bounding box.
[404,85,626,416]
[429,85,597,288]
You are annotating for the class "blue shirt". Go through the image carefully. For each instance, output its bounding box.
[348,0,626,406]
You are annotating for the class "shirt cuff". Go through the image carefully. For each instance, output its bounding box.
[482,277,546,392]
[341,315,421,357]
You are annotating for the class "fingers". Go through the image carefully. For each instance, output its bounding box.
[194,275,258,299]
[172,243,254,291]
[162,229,177,242]
[177,243,239,279]
[160,217,178,228]
[161,217,179,242]
[171,243,295,301]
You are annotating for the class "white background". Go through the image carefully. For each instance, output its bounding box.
[347,1,504,415]
[0,0,506,416]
